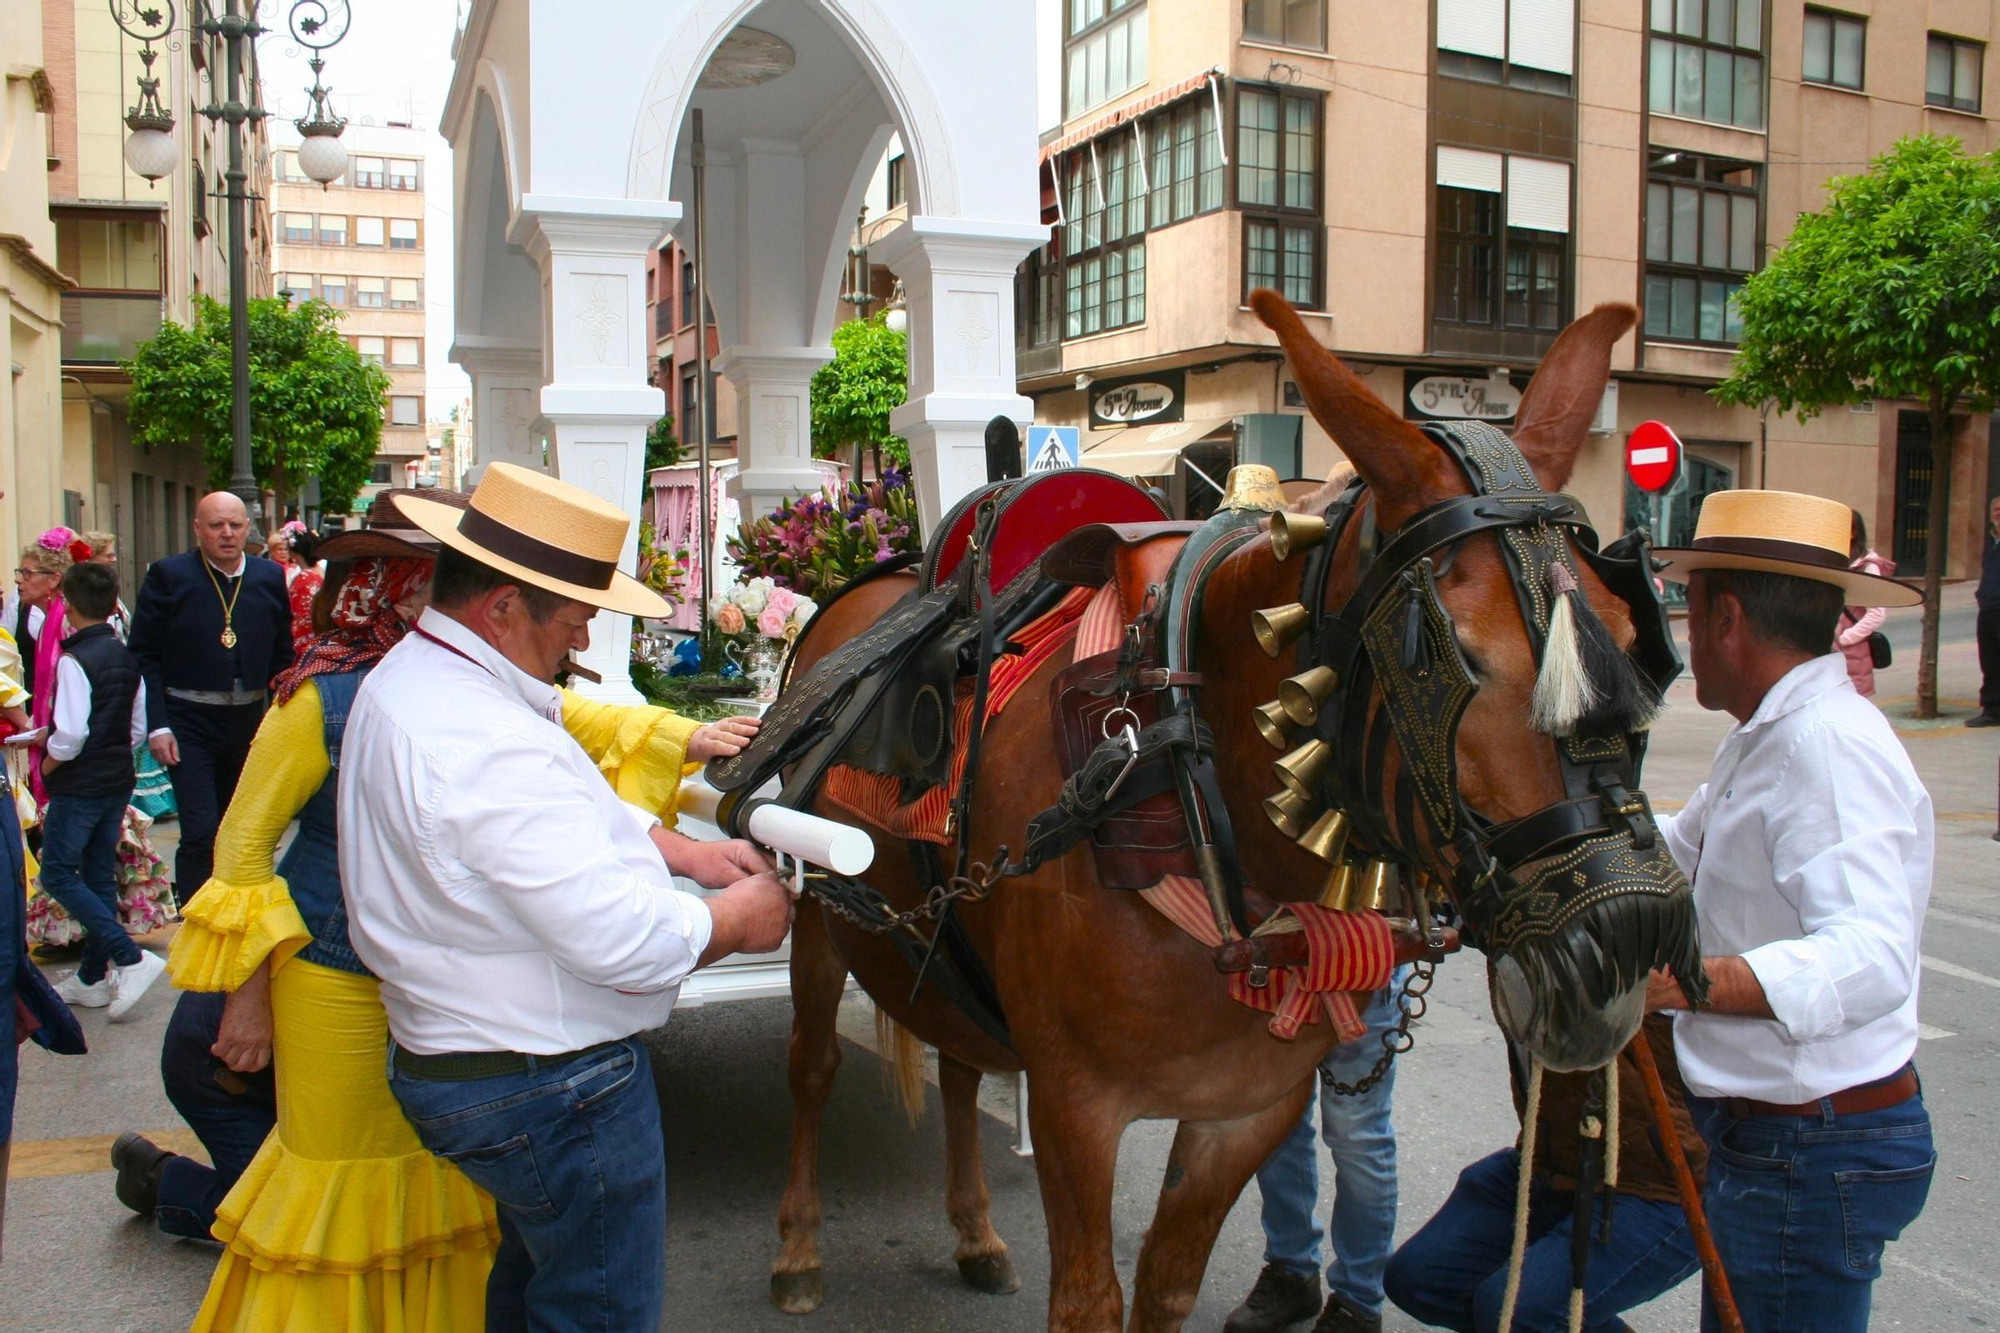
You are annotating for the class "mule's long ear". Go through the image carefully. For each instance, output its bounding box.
[1250,289,1455,526]
[1511,303,1636,492]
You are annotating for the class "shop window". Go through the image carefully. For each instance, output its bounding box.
[1642,153,1758,345]
[1647,0,1764,129]
[1803,9,1865,90]
[1927,33,1983,112]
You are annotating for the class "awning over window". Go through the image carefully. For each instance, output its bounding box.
[1038,70,1221,164]
[1079,415,1238,478]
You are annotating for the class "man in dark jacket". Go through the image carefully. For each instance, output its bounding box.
[127,493,292,897]
[1972,494,2000,728]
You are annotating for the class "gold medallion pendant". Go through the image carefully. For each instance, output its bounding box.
[221,628,238,649]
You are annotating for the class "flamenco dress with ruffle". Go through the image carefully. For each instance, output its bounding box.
[168,672,702,1332]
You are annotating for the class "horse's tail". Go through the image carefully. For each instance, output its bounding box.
[874,1004,928,1125]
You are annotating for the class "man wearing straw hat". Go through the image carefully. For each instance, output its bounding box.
[1646,489,1935,1333]
[339,461,794,1331]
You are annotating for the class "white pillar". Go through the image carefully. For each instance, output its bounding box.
[452,338,543,482]
[520,200,677,705]
[717,346,835,518]
[870,217,1046,532]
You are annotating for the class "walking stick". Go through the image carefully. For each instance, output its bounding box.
[1629,1034,1745,1333]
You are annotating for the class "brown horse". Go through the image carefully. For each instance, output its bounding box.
[768,293,1697,1332]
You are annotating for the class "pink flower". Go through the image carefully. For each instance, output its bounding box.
[757,603,787,637]
[767,587,799,618]
[714,602,746,635]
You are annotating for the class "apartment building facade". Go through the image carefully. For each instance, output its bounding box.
[272,122,430,517]
[41,0,271,572]
[1021,0,2000,577]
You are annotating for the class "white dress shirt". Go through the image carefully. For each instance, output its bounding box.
[1661,653,1933,1104]
[46,653,148,759]
[339,607,715,1056]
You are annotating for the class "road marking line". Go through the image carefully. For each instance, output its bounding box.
[1927,907,2000,935]
[1916,1023,1955,1041]
[1922,955,2000,991]
[8,1129,209,1181]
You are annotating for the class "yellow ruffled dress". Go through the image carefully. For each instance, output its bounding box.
[169,682,701,1333]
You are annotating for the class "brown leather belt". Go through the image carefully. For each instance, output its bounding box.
[1722,1064,1918,1120]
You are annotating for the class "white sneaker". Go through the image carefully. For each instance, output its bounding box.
[54,971,110,1008]
[107,950,166,1022]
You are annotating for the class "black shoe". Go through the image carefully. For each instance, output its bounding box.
[1967,712,2000,728]
[1310,1292,1382,1333]
[110,1132,176,1216]
[1224,1264,1323,1333]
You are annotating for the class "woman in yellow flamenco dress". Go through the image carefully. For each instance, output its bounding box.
[161,495,753,1332]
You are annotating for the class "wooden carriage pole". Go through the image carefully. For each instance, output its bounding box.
[693,108,714,636]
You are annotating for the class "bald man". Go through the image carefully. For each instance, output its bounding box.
[128,493,293,898]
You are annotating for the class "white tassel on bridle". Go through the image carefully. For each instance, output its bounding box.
[1529,562,1597,737]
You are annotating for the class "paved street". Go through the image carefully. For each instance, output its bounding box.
[2,586,1995,1332]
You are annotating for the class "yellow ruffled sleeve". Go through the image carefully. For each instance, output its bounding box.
[166,683,330,991]
[0,629,28,709]
[560,688,702,827]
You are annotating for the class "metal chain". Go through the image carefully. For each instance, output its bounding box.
[809,858,1008,938]
[1320,957,1436,1099]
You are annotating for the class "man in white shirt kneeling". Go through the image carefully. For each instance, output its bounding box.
[340,463,793,1333]
[1647,490,1935,1333]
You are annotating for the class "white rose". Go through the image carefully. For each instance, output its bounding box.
[737,582,768,615]
[791,598,817,626]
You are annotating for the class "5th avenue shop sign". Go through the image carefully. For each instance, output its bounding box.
[1403,369,1523,423]
[1089,371,1185,428]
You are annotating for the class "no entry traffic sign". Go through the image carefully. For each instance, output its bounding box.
[1625,420,1683,493]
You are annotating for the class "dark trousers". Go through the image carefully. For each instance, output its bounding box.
[1979,605,1999,713]
[162,698,265,900]
[156,990,276,1241]
[38,791,140,984]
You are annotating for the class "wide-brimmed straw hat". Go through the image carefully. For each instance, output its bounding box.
[395,461,670,617]
[315,488,468,562]
[1653,489,1922,607]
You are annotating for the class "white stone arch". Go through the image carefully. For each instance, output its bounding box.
[456,84,536,344]
[625,0,958,218]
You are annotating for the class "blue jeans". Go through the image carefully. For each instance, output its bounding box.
[38,791,138,984]
[389,1037,666,1333]
[1384,1148,1698,1332]
[156,991,277,1241]
[1689,1089,1935,1333]
[1253,965,1407,1315]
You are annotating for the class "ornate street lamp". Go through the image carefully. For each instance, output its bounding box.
[110,0,353,534]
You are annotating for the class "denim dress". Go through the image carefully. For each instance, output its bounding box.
[282,670,370,977]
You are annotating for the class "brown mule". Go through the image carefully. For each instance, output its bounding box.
[770,292,1697,1332]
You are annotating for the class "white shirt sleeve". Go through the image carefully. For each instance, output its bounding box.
[1739,723,1925,1042]
[434,733,713,994]
[130,680,148,752]
[46,656,93,760]
[1658,781,1707,881]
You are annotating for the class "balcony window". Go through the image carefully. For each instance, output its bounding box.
[1238,85,1323,307]
[1060,136,1147,337]
[1927,34,1983,113]
[1437,0,1576,95]
[356,217,385,246]
[389,395,422,426]
[319,275,348,306]
[283,212,314,244]
[1432,147,1571,343]
[1064,0,1147,118]
[1647,0,1764,129]
[318,215,348,246]
[390,338,421,367]
[357,336,386,366]
[55,215,162,290]
[387,159,420,191]
[1244,0,1323,49]
[1803,9,1864,91]
[390,218,419,249]
[353,156,385,188]
[389,277,420,310]
[1643,153,1758,345]
[60,293,161,364]
[356,276,386,308]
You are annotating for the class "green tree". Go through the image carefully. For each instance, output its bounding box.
[645,412,683,471]
[810,312,908,474]
[125,295,390,523]
[1715,135,2000,718]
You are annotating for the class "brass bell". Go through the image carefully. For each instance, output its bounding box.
[1270,512,1329,561]
[1296,808,1350,864]
[1317,860,1362,912]
[1278,666,1340,727]
[1263,787,1314,839]
[1254,700,1295,750]
[1359,859,1399,913]
[1252,603,1311,658]
[1272,739,1332,799]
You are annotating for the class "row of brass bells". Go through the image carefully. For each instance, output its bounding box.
[1254,700,1294,750]
[1252,603,1310,657]
[1279,666,1339,727]
[1262,787,1314,840]
[1269,512,1329,562]
[1272,738,1331,799]
[1316,857,1401,914]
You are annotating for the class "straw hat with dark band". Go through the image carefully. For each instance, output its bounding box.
[314,488,467,562]
[395,461,671,618]
[1653,489,1922,608]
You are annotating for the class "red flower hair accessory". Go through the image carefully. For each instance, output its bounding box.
[67,539,94,563]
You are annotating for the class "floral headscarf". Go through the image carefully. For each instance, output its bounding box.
[272,557,433,704]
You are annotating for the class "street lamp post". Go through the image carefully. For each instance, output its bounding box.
[111,0,352,538]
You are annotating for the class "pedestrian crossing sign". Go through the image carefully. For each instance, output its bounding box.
[1027,425,1080,473]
